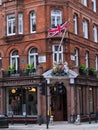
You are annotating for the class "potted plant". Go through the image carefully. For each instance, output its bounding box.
[79,64,87,75]
[88,67,97,76]
[8,65,16,75]
[24,64,36,75]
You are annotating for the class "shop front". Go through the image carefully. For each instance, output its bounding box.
[0,74,45,123]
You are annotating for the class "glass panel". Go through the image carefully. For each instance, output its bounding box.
[8,87,37,116]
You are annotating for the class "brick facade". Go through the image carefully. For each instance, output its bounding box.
[0,0,98,123]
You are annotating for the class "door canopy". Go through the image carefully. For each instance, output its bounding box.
[43,61,78,79]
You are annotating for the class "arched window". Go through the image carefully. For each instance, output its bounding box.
[10,50,19,71]
[28,47,38,68]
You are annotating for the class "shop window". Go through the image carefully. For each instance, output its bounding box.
[10,50,19,72]
[89,88,94,113]
[52,44,63,63]
[78,87,83,114]
[30,11,36,33]
[51,10,62,28]
[7,87,37,116]
[28,47,38,68]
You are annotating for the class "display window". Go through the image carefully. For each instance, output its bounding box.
[7,87,37,117]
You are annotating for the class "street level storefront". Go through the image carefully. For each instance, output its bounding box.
[0,71,46,123]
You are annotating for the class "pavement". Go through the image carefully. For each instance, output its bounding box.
[1,121,98,130]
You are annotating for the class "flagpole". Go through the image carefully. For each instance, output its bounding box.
[57,28,67,63]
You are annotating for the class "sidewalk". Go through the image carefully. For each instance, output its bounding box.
[2,121,98,130]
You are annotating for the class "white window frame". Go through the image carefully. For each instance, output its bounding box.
[83,19,88,39]
[74,14,78,35]
[85,52,89,68]
[0,0,2,5]
[93,25,98,43]
[74,48,79,66]
[18,13,23,34]
[51,10,62,27]
[28,47,38,68]
[52,44,63,63]
[30,12,36,33]
[10,50,19,71]
[7,14,16,36]
[81,0,87,6]
[91,0,96,12]
[95,55,98,71]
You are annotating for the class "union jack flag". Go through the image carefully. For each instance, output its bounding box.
[48,21,69,37]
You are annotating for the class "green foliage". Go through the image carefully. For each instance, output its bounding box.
[24,64,35,74]
[8,65,15,74]
[79,64,87,74]
[89,67,97,76]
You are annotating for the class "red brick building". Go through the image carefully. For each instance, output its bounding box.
[0,0,98,123]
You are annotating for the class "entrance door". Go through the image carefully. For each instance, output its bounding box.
[51,87,67,121]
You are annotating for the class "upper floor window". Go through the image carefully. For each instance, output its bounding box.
[0,53,2,69]
[74,14,78,35]
[28,47,38,68]
[74,48,79,66]
[7,14,16,36]
[93,25,98,43]
[81,0,87,6]
[18,13,23,34]
[95,55,98,71]
[10,50,19,71]
[0,0,2,5]
[85,52,89,68]
[91,0,96,12]
[51,10,62,27]
[83,19,88,39]
[52,44,63,63]
[30,11,36,33]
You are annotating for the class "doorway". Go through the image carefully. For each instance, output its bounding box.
[50,86,67,121]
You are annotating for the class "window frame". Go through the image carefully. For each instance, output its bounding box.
[91,0,96,12]
[74,48,79,67]
[30,11,36,33]
[18,13,23,34]
[10,50,19,71]
[83,19,88,39]
[93,25,98,43]
[74,14,78,35]
[81,0,87,6]
[28,47,38,68]
[7,14,16,36]
[51,10,62,27]
[52,44,63,63]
